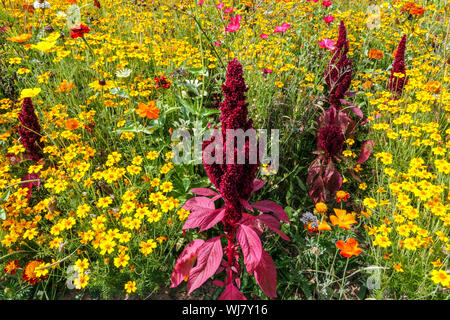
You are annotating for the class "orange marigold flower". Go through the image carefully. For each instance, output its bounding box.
[314,202,328,214]
[136,101,160,120]
[336,190,350,203]
[336,238,362,258]
[368,49,384,60]
[4,260,20,275]
[425,81,441,94]
[22,260,47,285]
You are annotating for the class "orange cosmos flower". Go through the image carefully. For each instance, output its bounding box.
[305,220,332,234]
[329,208,357,230]
[410,6,425,15]
[55,80,75,93]
[136,101,160,120]
[65,118,80,130]
[336,238,362,258]
[7,33,32,43]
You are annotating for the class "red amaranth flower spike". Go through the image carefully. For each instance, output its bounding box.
[324,21,352,108]
[389,34,407,97]
[172,59,289,300]
[19,97,44,162]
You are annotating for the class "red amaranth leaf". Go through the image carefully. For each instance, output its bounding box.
[187,236,223,295]
[251,200,289,223]
[218,283,247,300]
[170,239,205,288]
[256,214,290,241]
[182,196,217,231]
[199,208,226,232]
[357,140,376,164]
[309,174,325,204]
[239,212,263,235]
[189,188,219,197]
[236,224,262,274]
[340,99,363,119]
[324,160,342,196]
[254,250,277,298]
[239,199,254,212]
[213,279,225,287]
[252,179,265,192]
[183,208,223,231]
[183,196,215,211]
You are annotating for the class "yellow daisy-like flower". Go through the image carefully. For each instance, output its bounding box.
[124,280,137,293]
[20,88,41,100]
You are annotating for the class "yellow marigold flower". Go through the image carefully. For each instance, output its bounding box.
[96,197,113,208]
[34,262,50,278]
[74,258,89,272]
[393,262,404,273]
[430,270,450,288]
[124,280,137,294]
[74,274,90,289]
[363,197,378,209]
[373,234,391,248]
[146,151,159,160]
[114,254,130,268]
[160,181,173,193]
[139,239,157,256]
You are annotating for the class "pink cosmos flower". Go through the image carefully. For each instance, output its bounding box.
[260,33,268,40]
[215,40,222,47]
[263,68,273,74]
[225,15,241,32]
[197,0,205,5]
[318,38,336,50]
[274,22,291,33]
[323,15,334,23]
[216,2,224,9]
[224,7,234,14]
[322,1,332,7]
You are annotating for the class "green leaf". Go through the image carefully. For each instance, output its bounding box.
[1,189,11,202]
[116,123,154,135]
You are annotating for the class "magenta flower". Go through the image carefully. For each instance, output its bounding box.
[197,0,205,5]
[225,15,241,32]
[215,40,222,47]
[274,22,291,33]
[260,33,268,40]
[323,15,334,23]
[216,2,224,9]
[322,1,332,7]
[318,38,336,50]
[224,7,234,14]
